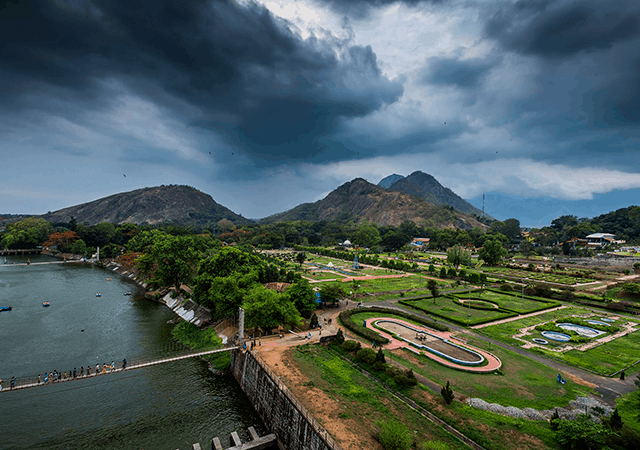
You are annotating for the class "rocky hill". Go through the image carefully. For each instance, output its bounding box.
[262,178,486,229]
[386,171,490,219]
[40,185,250,226]
[377,173,405,189]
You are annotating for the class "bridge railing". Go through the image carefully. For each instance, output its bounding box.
[1,344,234,392]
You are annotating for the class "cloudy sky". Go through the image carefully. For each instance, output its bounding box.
[2,0,640,222]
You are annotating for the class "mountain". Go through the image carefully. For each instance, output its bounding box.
[40,185,250,226]
[386,171,489,219]
[262,178,487,229]
[466,189,640,228]
[378,174,405,189]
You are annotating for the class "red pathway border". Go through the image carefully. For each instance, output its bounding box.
[364,317,502,373]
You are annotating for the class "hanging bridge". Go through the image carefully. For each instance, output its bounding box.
[0,347,238,393]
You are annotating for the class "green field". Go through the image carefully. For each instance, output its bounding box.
[530,328,640,376]
[471,290,559,314]
[482,267,597,284]
[401,296,515,326]
[304,271,345,280]
[477,308,640,375]
[390,334,592,410]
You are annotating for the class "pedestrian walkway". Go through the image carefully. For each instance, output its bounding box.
[470,305,568,329]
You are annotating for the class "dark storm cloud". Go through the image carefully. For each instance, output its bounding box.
[311,0,442,19]
[418,55,500,89]
[481,0,640,130]
[483,0,640,58]
[0,0,403,162]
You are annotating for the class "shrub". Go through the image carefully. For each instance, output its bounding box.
[334,328,345,345]
[310,313,318,328]
[375,419,412,450]
[439,267,447,278]
[394,369,417,386]
[342,340,361,352]
[447,267,457,278]
[458,269,466,279]
[499,283,512,292]
[440,381,454,404]
[375,348,386,365]
[356,348,376,364]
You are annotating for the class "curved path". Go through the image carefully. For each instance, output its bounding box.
[364,298,639,404]
[363,317,501,373]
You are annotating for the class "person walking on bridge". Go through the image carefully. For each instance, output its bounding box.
[122,358,127,370]
[87,366,91,376]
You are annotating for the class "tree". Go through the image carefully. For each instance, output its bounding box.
[608,408,623,431]
[335,328,345,344]
[354,221,381,249]
[441,381,454,404]
[285,280,317,315]
[319,284,346,304]
[243,285,301,331]
[446,245,471,269]
[381,230,410,251]
[295,251,306,268]
[1,218,54,249]
[427,279,439,304]
[69,239,88,255]
[44,230,80,252]
[478,238,507,266]
[554,414,611,449]
[149,235,197,292]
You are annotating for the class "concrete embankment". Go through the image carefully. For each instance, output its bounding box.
[102,260,212,327]
[231,349,342,450]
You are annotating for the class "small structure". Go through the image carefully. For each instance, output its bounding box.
[410,237,430,249]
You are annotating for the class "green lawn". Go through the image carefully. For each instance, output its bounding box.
[290,344,471,450]
[482,267,597,284]
[477,308,640,375]
[472,290,559,314]
[304,271,345,280]
[389,334,592,410]
[401,296,514,326]
[530,328,640,376]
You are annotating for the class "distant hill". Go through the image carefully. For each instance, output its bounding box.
[40,185,250,226]
[466,190,640,228]
[378,174,405,189]
[386,171,489,219]
[262,178,487,229]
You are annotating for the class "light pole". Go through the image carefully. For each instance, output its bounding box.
[521,278,524,312]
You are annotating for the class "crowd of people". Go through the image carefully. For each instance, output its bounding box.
[2,359,127,390]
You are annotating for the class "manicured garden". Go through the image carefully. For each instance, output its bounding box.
[482,267,597,285]
[399,296,517,326]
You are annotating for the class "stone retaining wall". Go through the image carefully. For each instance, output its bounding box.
[230,350,342,450]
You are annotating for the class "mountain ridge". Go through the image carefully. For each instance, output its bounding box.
[40,185,250,226]
[262,178,487,229]
[385,171,489,219]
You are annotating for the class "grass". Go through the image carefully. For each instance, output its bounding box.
[320,344,560,449]
[389,334,592,410]
[616,383,640,435]
[171,322,230,370]
[402,296,514,326]
[477,307,640,375]
[290,344,470,450]
[304,271,345,280]
[530,328,640,376]
[482,267,597,285]
[472,290,559,314]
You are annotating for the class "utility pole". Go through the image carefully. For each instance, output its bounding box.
[482,193,485,219]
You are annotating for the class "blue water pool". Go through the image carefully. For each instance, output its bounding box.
[541,331,571,342]
[557,323,605,338]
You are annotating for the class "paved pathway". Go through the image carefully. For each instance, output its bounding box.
[470,305,568,329]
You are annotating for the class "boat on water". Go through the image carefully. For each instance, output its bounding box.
[124,291,132,296]
[0,306,12,311]
[42,302,50,307]
[96,293,101,297]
